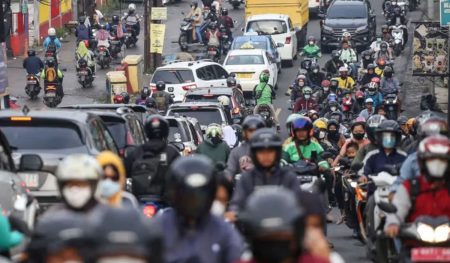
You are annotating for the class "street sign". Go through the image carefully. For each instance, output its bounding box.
[150,24,166,54]
[440,0,450,26]
[151,7,168,20]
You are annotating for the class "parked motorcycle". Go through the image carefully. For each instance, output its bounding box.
[96,45,111,69]
[43,82,62,108]
[25,74,41,100]
[77,58,94,88]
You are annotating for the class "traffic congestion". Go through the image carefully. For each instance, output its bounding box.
[1,0,449,262]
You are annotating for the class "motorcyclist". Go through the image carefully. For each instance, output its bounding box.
[359,97,375,120]
[379,66,401,96]
[95,23,112,55]
[388,4,407,26]
[159,155,244,262]
[294,86,319,113]
[196,124,231,164]
[40,58,64,97]
[290,74,308,103]
[337,66,355,91]
[237,187,331,263]
[219,8,234,41]
[151,81,174,112]
[333,117,369,166]
[43,28,62,59]
[308,109,320,123]
[369,36,383,52]
[317,79,332,103]
[381,25,393,44]
[326,119,346,151]
[302,36,322,59]
[186,1,204,43]
[322,99,341,119]
[359,120,407,183]
[224,115,266,179]
[338,40,357,73]
[23,49,44,76]
[375,57,387,76]
[308,63,326,89]
[360,64,379,91]
[360,49,374,70]
[205,22,222,50]
[123,4,141,37]
[324,50,345,77]
[254,70,275,105]
[124,115,180,200]
[352,90,366,114]
[329,77,340,94]
[136,86,151,105]
[75,41,96,75]
[109,15,124,38]
[385,135,450,240]
[75,16,91,42]
[365,81,384,109]
[374,42,394,64]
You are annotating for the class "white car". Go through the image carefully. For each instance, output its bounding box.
[245,14,298,66]
[223,49,278,95]
[150,61,229,102]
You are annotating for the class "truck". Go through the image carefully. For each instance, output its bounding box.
[245,0,309,50]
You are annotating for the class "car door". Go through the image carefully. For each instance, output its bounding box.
[288,18,297,56]
[211,65,229,87]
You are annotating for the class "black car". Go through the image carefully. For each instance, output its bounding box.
[320,0,376,52]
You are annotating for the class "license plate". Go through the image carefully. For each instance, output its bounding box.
[168,87,174,92]
[124,33,131,36]
[236,73,253,79]
[46,92,56,97]
[79,71,88,76]
[298,176,314,183]
[411,247,450,262]
[21,173,39,188]
[27,80,37,84]
[111,41,120,44]
[208,50,217,55]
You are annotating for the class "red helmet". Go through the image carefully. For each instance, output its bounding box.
[371,77,381,84]
[418,117,449,139]
[321,79,330,87]
[355,90,365,99]
[418,135,450,181]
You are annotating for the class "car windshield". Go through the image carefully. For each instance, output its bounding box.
[185,94,231,103]
[0,122,86,151]
[168,108,223,126]
[233,39,268,50]
[151,69,195,84]
[327,4,367,18]
[225,55,265,65]
[103,120,127,149]
[167,119,189,143]
[246,20,288,35]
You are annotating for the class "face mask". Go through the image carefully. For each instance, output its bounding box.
[319,131,326,139]
[330,106,337,112]
[353,133,365,140]
[323,87,329,92]
[328,130,339,140]
[368,91,375,95]
[98,257,147,263]
[313,69,318,73]
[99,179,121,198]
[252,240,293,263]
[210,200,226,216]
[425,159,448,178]
[382,132,396,149]
[304,94,311,100]
[62,185,92,209]
[365,56,371,60]
[309,41,314,45]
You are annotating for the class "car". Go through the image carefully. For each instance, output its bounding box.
[309,0,320,16]
[231,34,283,72]
[320,0,376,52]
[60,104,148,123]
[150,61,229,102]
[166,102,232,132]
[165,116,203,155]
[223,49,278,97]
[183,87,250,124]
[0,110,119,208]
[244,14,298,66]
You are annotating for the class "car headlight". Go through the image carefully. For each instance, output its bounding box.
[350,181,358,188]
[356,25,369,33]
[435,224,450,243]
[417,223,435,243]
[322,25,333,33]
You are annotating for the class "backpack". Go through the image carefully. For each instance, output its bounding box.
[46,67,57,82]
[130,149,168,196]
[154,92,167,111]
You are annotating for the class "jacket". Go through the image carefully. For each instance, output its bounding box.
[337,76,355,91]
[351,143,377,171]
[23,56,44,75]
[303,44,321,58]
[338,48,357,63]
[75,24,91,40]
[324,59,344,75]
[294,98,319,113]
[224,142,252,179]
[96,151,127,207]
[196,139,231,164]
[365,92,383,109]
[43,36,62,51]
[187,7,203,26]
[363,148,407,177]
[254,82,273,105]
[282,140,329,169]
[360,73,379,88]
[390,152,420,192]
[380,77,400,95]
[229,166,300,212]
[158,210,244,263]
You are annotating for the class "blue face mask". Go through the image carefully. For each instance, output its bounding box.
[99,179,121,198]
[382,132,396,149]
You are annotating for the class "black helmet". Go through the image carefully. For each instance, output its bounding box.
[238,187,305,261]
[312,63,320,71]
[168,155,216,221]
[99,23,106,30]
[397,115,408,126]
[376,119,402,147]
[227,76,237,87]
[330,111,343,123]
[112,15,120,23]
[366,114,386,143]
[384,66,393,77]
[191,1,198,8]
[156,81,165,91]
[46,58,55,68]
[250,128,282,150]
[145,97,157,109]
[380,42,388,50]
[221,8,228,16]
[209,22,217,30]
[327,119,340,130]
[331,50,340,59]
[144,115,169,140]
[367,63,376,70]
[231,124,243,141]
[381,24,389,32]
[120,92,130,104]
[242,115,266,131]
[27,49,36,57]
[141,87,151,99]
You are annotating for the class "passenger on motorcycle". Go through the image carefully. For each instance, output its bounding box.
[135,86,151,105]
[43,28,62,59]
[381,25,394,44]
[151,81,174,112]
[40,58,64,96]
[308,63,326,89]
[23,49,44,76]
[332,118,369,166]
[375,57,387,76]
[313,118,335,152]
[302,36,322,58]
[75,41,96,75]
[365,81,384,109]
[294,86,319,113]
[385,136,450,240]
[75,16,91,42]
[206,22,222,49]
[324,50,345,77]
[225,115,266,179]
[359,97,375,120]
[360,49,374,70]
[360,64,379,92]
[359,120,407,183]
[196,124,231,164]
[380,66,400,96]
[322,99,341,118]
[123,4,141,36]
[219,8,234,41]
[186,1,204,43]
[254,70,275,105]
[374,42,394,64]
[159,155,244,262]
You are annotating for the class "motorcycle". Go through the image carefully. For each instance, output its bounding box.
[384,92,400,120]
[390,24,407,56]
[124,26,138,48]
[219,24,231,55]
[229,0,243,9]
[178,13,210,52]
[300,54,318,73]
[95,45,111,69]
[109,36,123,59]
[254,104,279,131]
[25,74,41,100]
[290,160,321,193]
[207,45,221,62]
[43,82,62,108]
[77,58,94,88]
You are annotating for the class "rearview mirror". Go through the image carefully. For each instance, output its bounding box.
[276,42,284,48]
[19,154,43,171]
[241,28,244,32]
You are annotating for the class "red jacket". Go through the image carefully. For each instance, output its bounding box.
[294,98,319,113]
[404,176,450,223]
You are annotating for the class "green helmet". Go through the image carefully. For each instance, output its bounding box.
[206,123,223,138]
[259,70,270,83]
[302,86,313,94]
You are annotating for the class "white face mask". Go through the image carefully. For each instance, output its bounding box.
[98,179,121,198]
[304,94,311,99]
[425,159,448,178]
[319,131,326,139]
[323,87,329,92]
[309,41,314,45]
[97,257,146,263]
[331,106,337,112]
[313,69,318,73]
[210,200,226,216]
[62,185,92,208]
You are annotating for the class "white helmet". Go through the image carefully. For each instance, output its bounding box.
[48,28,56,36]
[217,95,230,107]
[128,3,136,11]
[56,154,102,182]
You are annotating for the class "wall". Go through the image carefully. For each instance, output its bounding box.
[38,0,72,43]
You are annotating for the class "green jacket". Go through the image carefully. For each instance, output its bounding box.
[282,139,329,169]
[254,82,273,105]
[303,44,321,58]
[196,139,231,164]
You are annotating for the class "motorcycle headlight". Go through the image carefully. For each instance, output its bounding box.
[435,224,450,243]
[417,223,438,243]
[350,181,357,188]
[356,26,369,33]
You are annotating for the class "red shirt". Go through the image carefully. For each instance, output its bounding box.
[294,98,319,113]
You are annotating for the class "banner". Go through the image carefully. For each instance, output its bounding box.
[151,7,168,20]
[412,22,449,76]
[150,24,165,54]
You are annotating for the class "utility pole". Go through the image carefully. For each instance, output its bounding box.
[144,0,150,72]
[153,0,162,69]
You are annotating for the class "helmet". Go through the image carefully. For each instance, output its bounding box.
[250,128,282,152]
[339,66,348,73]
[242,115,266,131]
[27,49,36,57]
[418,117,449,138]
[217,95,230,107]
[128,3,136,11]
[355,90,365,99]
[351,117,366,131]
[208,22,217,30]
[144,115,169,140]
[368,82,378,94]
[313,118,327,130]
[321,79,330,87]
[384,66,393,77]
[327,119,340,130]
[120,92,130,104]
[376,119,402,147]
[330,111,343,123]
[328,100,339,108]
[145,97,157,109]
[380,42,388,50]
[168,155,216,220]
[99,23,106,30]
[286,113,302,129]
[48,28,56,36]
[302,86,313,95]
[112,15,119,23]
[141,87,150,99]
[156,81,165,91]
[46,58,56,68]
[296,74,307,85]
[221,8,228,16]
[367,63,376,70]
[417,135,450,181]
[227,76,237,87]
[291,116,313,137]
[397,115,408,126]
[330,78,339,86]
[327,94,338,103]
[332,50,340,59]
[308,36,316,44]
[259,70,270,83]
[79,16,86,24]
[365,98,374,104]
[206,124,223,139]
[381,24,389,32]
[371,77,381,84]
[366,114,386,143]
[377,58,386,67]
[362,50,372,59]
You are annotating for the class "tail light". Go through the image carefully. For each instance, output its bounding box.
[285,37,291,44]
[232,107,240,115]
[126,131,134,145]
[143,204,157,218]
[182,84,197,91]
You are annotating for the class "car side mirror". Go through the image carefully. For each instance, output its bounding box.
[318,13,325,19]
[171,142,185,152]
[276,42,284,48]
[378,201,397,213]
[19,154,43,171]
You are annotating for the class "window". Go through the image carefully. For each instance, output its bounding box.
[196,66,216,80]
[327,4,367,19]
[246,20,288,35]
[152,69,194,84]
[103,120,127,149]
[233,39,267,50]
[89,119,110,152]
[213,65,229,79]
[168,108,224,126]
[225,55,265,65]
[288,18,294,31]
[188,122,200,145]
[167,119,188,143]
